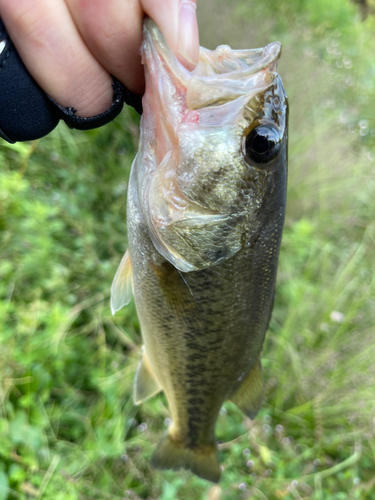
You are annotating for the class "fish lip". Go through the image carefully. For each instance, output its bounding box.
[143,18,281,78]
[142,18,282,110]
[197,42,282,80]
[142,18,191,86]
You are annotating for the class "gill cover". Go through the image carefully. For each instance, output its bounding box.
[138,19,284,273]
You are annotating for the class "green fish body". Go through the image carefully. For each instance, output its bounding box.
[111,19,288,482]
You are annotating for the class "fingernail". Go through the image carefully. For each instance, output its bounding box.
[178,0,199,68]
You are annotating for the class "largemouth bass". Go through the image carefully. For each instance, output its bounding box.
[111,18,288,482]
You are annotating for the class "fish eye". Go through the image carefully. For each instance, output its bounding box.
[245,125,280,164]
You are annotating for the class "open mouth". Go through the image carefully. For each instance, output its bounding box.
[143,18,282,110]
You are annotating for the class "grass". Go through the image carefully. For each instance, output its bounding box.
[0,0,375,498]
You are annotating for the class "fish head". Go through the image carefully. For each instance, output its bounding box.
[137,19,288,272]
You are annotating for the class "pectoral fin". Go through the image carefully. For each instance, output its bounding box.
[110,250,133,315]
[230,359,264,419]
[134,351,162,405]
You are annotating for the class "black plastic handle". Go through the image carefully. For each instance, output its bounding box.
[0,17,142,144]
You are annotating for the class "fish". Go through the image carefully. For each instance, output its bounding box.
[111,18,288,482]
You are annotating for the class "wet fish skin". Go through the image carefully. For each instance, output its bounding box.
[112,19,288,482]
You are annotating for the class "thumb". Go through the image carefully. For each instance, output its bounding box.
[140,0,199,69]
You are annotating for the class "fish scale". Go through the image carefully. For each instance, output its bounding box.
[111,18,288,482]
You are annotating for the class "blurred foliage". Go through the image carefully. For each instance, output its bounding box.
[1,0,375,499]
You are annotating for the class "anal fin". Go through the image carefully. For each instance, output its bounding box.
[230,359,264,419]
[134,351,162,405]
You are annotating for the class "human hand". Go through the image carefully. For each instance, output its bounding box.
[0,0,199,118]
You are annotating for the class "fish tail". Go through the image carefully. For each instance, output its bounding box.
[150,432,221,483]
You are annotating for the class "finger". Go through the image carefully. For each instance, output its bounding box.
[65,0,145,96]
[0,0,113,117]
[140,0,199,69]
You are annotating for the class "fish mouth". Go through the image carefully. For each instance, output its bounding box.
[142,18,282,109]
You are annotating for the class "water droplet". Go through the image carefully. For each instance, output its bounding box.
[330,311,345,323]
[243,448,251,456]
[320,322,330,332]
[219,407,227,417]
[339,112,348,124]
[239,483,247,491]
[343,57,353,69]
[137,423,147,432]
[275,424,284,433]
[121,454,128,462]
[50,152,59,162]
[314,458,321,466]
[353,477,360,485]
[164,418,171,427]
[345,77,354,87]
[263,424,271,433]
[247,459,254,468]
[321,98,335,109]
